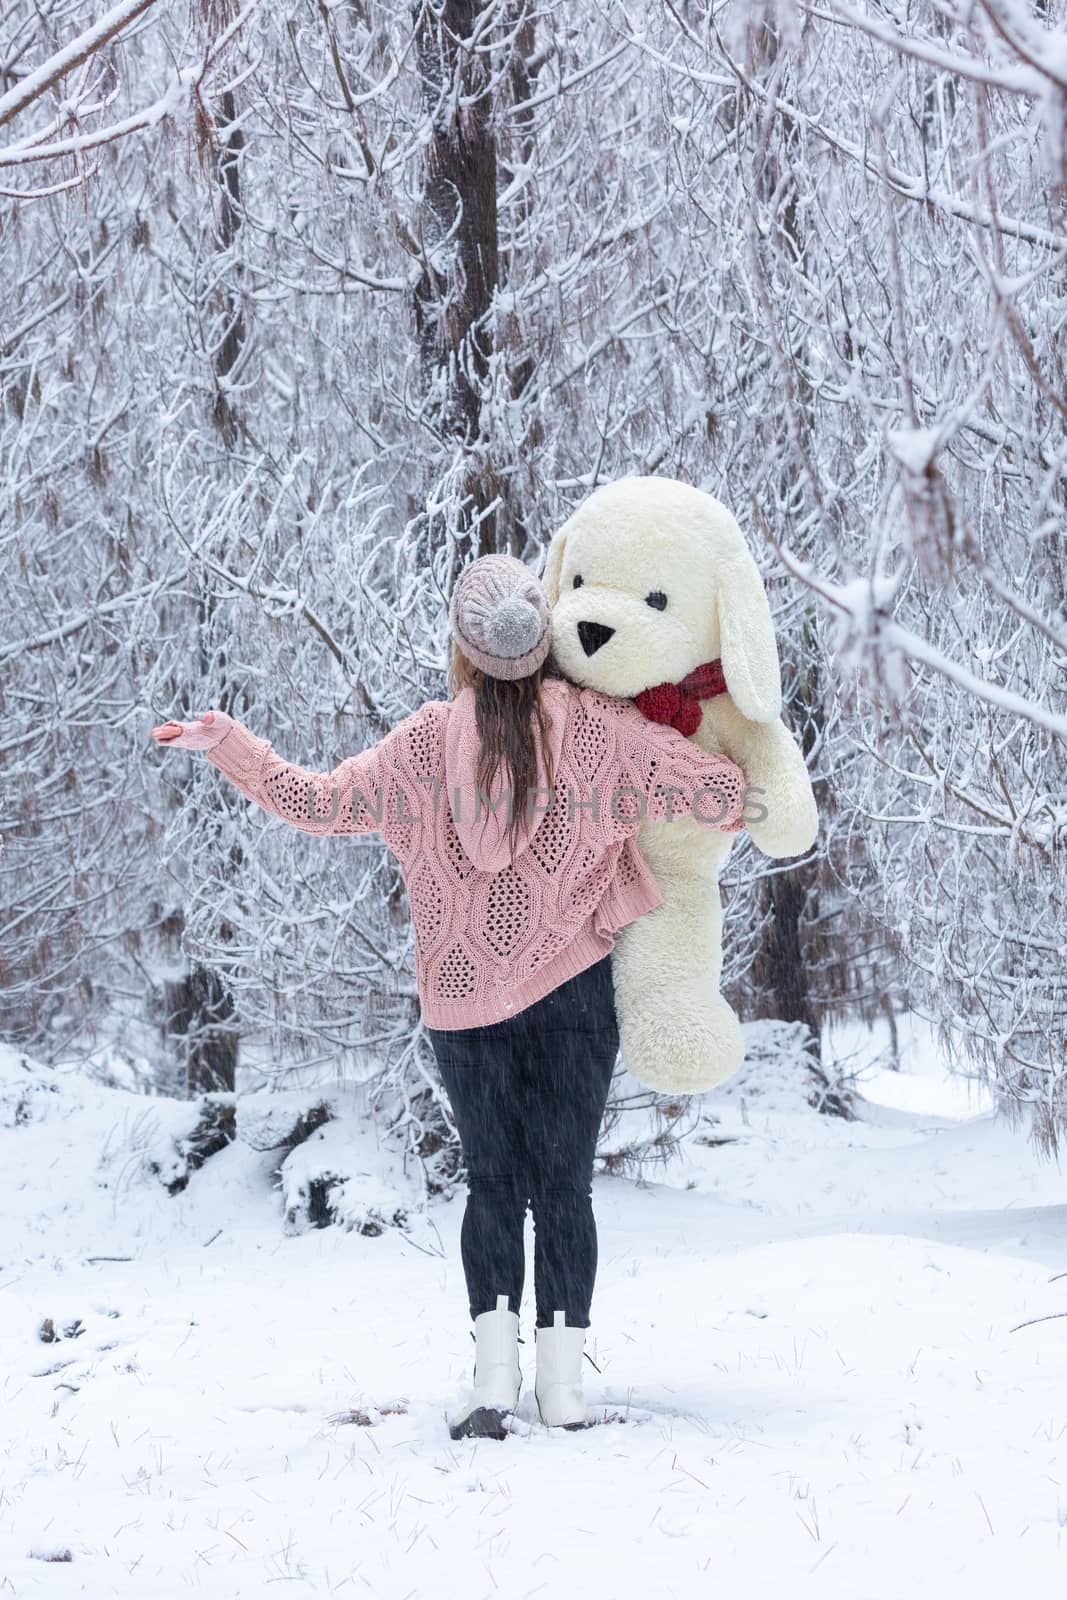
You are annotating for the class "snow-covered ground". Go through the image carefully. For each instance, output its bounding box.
[2,1026,1065,1598]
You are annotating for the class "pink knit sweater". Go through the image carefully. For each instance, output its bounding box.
[204,677,746,1030]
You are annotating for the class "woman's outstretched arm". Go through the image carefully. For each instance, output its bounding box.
[151,708,396,837]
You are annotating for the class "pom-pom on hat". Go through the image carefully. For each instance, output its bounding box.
[448,554,553,681]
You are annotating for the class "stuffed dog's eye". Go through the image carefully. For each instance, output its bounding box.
[646,590,667,611]
[572,574,583,589]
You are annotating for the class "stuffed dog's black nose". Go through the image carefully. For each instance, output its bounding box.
[577,620,615,657]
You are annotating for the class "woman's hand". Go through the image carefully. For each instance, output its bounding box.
[150,708,236,750]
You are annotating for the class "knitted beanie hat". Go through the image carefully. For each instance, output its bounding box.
[448,554,553,681]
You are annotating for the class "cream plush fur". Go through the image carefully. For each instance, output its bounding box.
[540,477,818,1095]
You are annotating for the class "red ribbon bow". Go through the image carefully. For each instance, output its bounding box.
[633,658,729,736]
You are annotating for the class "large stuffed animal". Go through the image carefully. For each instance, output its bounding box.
[540,476,818,1095]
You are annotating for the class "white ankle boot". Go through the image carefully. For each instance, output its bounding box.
[448,1294,522,1440]
[534,1310,592,1429]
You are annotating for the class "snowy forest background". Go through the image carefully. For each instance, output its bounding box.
[3,3,1067,1590]
[3,0,1065,1176]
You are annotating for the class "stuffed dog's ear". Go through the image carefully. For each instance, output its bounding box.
[714,551,782,723]
[539,526,568,605]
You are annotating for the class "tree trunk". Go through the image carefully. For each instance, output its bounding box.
[161,82,248,1097]
[163,946,238,1095]
[746,12,824,1058]
[211,86,247,444]
[412,0,501,558]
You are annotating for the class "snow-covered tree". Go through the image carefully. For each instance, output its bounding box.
[2,0,1063,1164]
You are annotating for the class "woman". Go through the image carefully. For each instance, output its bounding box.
[151,554,747,1438]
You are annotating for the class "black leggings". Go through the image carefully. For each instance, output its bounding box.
[426,954,620,1330]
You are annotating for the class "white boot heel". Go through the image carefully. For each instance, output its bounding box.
[448,1294,522,1440]
[534,1309,592,1429]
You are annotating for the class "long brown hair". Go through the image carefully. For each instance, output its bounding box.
[447,643,558,860]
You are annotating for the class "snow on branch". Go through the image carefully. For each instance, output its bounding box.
[813,0,1062,97]
[772,547,1067,744]
[647,16,1067,252]
[0,0,265,180]
[0,0,158,132]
